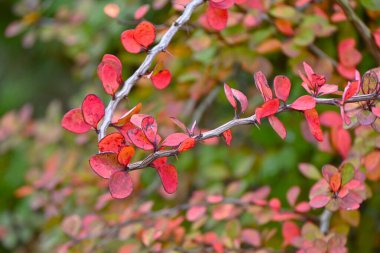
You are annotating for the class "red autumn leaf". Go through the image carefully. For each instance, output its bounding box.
[134,4,150,20]
[81,94,105,129]
[155,163,178,194]
[170,117,188,133]
[127,128,154,150]
[374,28,380,48]
[89,152,123,179]
[342,79,360,102]
[295,202,310,213]
[255,98,280,124]
[290,95,316,111]
[121,30,143,53]
[304,109,323,142]
[206,5,228,31]
[338,38,362,68]
[98,132,126,153]
[133,21,156,48]
[151,157,168,169]
[141,116,158,144]
[109,171,133,199]
[112,103,142,127]
[282,221,300,247]
[310,195,330,208]
[117,122,137,144]
[178,137,196,152]
[130,114,151,128]
[274,75,291,102]
[268,116,286,139]
[117,146,135,166]
[221,129,232,145]
[231,88,248,113]
[162,133,189,147]
[186,205,207,221]
[224,83,237,111]
[319,111,343,128]
[330,172,341,192]
[62,108,92,134]
[254,71,273,101]
[331,127,351,158]
[151,69,171,89]
[97,54,123,96]
[372,107,380,118]
[209,0,234,9]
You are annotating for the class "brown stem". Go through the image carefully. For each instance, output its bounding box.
[335,0,380,65]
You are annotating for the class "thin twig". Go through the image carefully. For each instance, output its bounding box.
[191,86,221,123]
[320,209,332,234]
[127,93,380,171]
[98,0,205,140]
[335,0,380,65]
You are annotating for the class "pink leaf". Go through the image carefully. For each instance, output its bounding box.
[372,107,380,118]
[109,171,133,199]
[141,116,158,144]
[121,30,143,54]
[231,88,248,113]
[268,116,287,139]
[295,202,311,213]
[134,4,150,20]
[286,186,300,207]
[274,75,291,102]
[81,94,105,129]
[151,69,171,89]
[89,153,123,179]
[282,221,300,246]
[127,128,154,150]
[206,5,228,31]
[162,133,189,147]
[186,205,206,221]
[241,229,261,247]
[309,195,330,208]
[224,83,237,111]
[61,108,91,134]
[290,95,316,111]
[210,0,235,9]
[155,164,178,194]
[304,109,323,142]
[331,127,351,159]
[254,71,273,101]
[318,84,338,95]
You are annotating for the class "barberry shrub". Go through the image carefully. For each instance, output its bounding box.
[3,0,380,252]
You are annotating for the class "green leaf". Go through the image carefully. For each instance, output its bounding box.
[293,29,315,46]
[360,0,380,10]
[299,163,321,180]
[269,6,297,20]
[341,163,355,185]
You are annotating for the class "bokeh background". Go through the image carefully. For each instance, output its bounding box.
[1,0,380,252]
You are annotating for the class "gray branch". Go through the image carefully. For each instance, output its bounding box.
[98,0,205,140]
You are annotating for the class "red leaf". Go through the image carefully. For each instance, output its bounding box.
[162,133,189,147]
[155,164,178,194]
[151,69,171,89]
[61,108,91,134]
[134,4,150,20]
[121,30,143,53]
[186,205,206,221]
[141,116,158,144]
[133,21,156,48]
[254,71,273,101]
[98,132,126,153]
[310,195,330,208]
[224,83,237,110]
[97,54,123,96]
[151,157,168,169]
[109,171,133,199]
[295,202,310,213]
[372,107,380,118]
[268,116,286,139]
[286,186,300,207]
[319,111,342,128]
[127,128,154,150]
[290,95,316,111]
[274,75,291,102]
[231,88,248,113]
[338,38,362,68]
[241,229,261,247]
[222,129,232,145]
[117,146,135,166]
[112,103,142,127]
[178,138,196,152]
[130,113,151,128]
[304,109,323,142]
[255,98,280,124]
[81,94,105,129]
[342,79,360,102]
[117,122,137,144]
[282,221,300,247]
[331,127,351,159]
[210,0,234,9]
[206,5,228,31]
[89,153,123,179]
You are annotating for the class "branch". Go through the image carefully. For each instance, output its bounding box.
[127,93,380,171]
[335,0,380,65]
[98,0,205,140]
[320,209,332,234]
